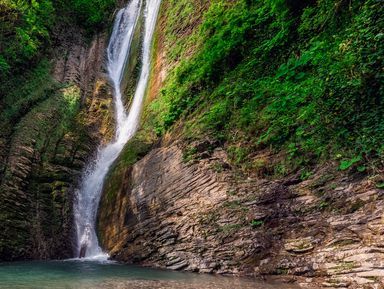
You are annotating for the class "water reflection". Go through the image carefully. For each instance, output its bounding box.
[0,261,301,289]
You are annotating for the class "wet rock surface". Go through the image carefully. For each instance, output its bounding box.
[0,25,113,260]
[98,141,384,288]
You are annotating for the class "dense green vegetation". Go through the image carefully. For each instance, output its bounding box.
[0,0,115,76]
[0,0,54,75]
[68,0,115,29]
[149,0,384,174]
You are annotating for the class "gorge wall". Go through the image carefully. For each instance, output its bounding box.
[0,24,113,260]
[99,139,384,288]
[1,1,383,288]
[97,0,384,288]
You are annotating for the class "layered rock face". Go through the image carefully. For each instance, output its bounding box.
[95,1,384,287]
[0,25,113,260]
[98,140,384,288]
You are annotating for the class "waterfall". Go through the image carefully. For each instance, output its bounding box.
[73,0,162,260]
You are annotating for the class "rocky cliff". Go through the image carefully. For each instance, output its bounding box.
[0,24,113,260]
[98,138,384,288]
[97,1,384,288]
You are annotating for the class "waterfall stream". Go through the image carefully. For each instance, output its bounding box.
[73,0,162,259]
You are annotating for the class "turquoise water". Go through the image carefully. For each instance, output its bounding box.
[0,261,301,289]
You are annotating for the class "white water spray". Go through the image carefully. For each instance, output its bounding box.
[73,0,162,260]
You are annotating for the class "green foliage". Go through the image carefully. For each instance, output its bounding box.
[69,0,115,29]
[0,0,115,78]
[250,220,264,228]
[0,0,116,163]
[182,146,198,163]
[149,0,384,172]
[318,201,329,211]
[376,183,384,189]
[339,155,362,171]
[0,0,54,75]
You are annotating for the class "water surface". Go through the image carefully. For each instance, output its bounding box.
[0,261,301,289]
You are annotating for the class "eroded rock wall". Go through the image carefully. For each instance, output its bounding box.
[0,25,113,260]
[98,140,384,288]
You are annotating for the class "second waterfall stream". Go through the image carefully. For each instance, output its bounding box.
[73,0,162,259]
